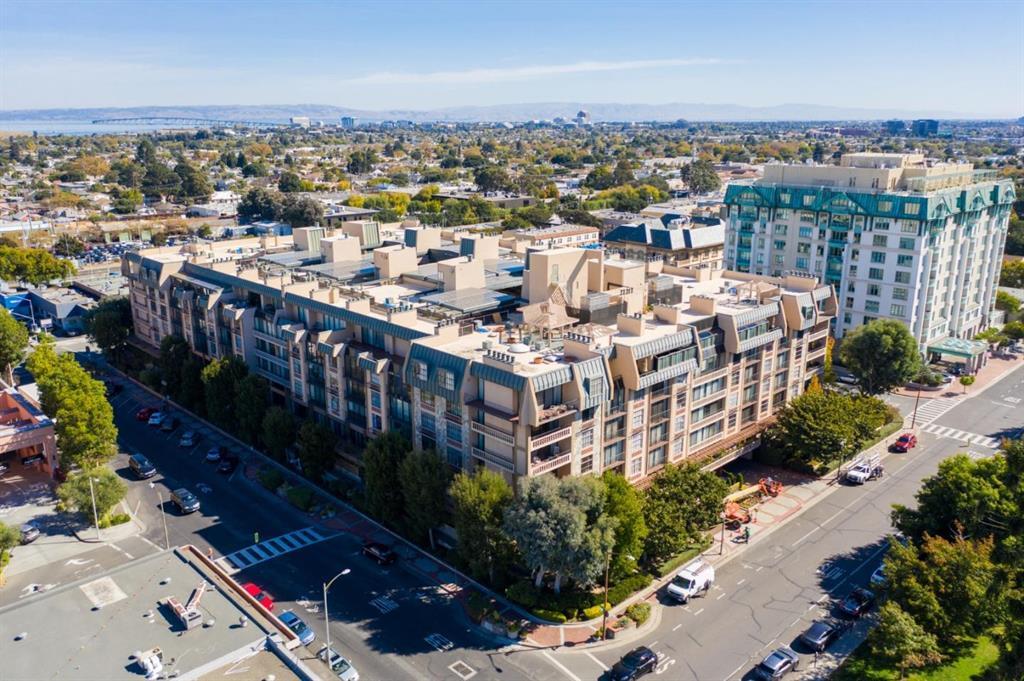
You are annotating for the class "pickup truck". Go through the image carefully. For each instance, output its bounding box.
[846,455,882,484]
[667,559,714,603]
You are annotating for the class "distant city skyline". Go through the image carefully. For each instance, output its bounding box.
[1,0,1021,116]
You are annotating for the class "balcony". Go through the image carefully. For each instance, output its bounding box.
[536,400,579,425]
[472,446,515,474]
[529,425,573,451]
[470,420,515,446]
[530,450,572,476]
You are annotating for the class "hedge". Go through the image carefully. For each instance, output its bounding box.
[626,602,651,626]
[258,468,285,491]
[286,486,316,512]
[532,608,567,624]
[658,537,713,577]
[608,573,653,605]
[583,603,610,620]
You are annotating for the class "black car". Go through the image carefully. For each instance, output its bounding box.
[159,416,180,433]
[838,587,876,618]
[104,381,123,397]
[128,453,157,480]
[609,646,657,681]
[217,453,240,475]
[361,541,398,565]
[799,620,844,652]
[752,646,800,680]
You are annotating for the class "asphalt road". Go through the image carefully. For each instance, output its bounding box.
[8,346,1022,681]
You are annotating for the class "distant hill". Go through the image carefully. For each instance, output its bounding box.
[0,102,995,123]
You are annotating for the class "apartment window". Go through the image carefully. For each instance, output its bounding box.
[672,438,684,456]
[773,240,786,250]
[904,203,920,216]
[850,265,858,277]
[581,453,594,475]
[692,377,726,400]
[800,211,815,222]
[439,369,455,392]
[550,264,560,282]
[895,271,911,284]
[743,384,757,403]
[649,423,667,444]
[869,268,884,281]
[446,420,462,443]
[603,441,625,465]
[897,254,913,267]
[629,457,643,477]
[797,242,810,255]
[890,304,907,317]
[675,415,685,432]
[845,296,855,308]
[774,255,785,266]
[893,287,909,301]
[629,432,643,454]
[799,226,812,238]
[843,312,852,325]
[796,257,809,269]
[850,249,859,261]
[775,225,788,236]
[867,284,880,297]
[872,234,888,248]
[865,300,879,313]
[648,446,666,469]
[689,419,723,447]
[870,252,886,264]
[803,195,815,207]
[901,222,918,234]
[413,360,428,381]
[632,409,645,429]
[878,201,893,212]
[580,428,594,449]
[898,237,915,250]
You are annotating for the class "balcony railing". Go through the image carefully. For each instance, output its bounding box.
[529,425,573,451]
[530,451,572,475]
[470,421,515,446]
[472,447,514,474]
[536,400,579,425]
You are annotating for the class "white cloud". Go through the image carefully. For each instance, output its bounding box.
[343,58,731,85]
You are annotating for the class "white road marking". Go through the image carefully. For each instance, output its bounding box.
[448,660,477,680]
[138,535,164,552]
[694,608,704,616]
[716,592,726,600]
[541,651,581,681]
[424,633,454,652]
[370,595,400,614]
[736,579,746,586]
[724,662,746,681]
[672,624,682,631]
[755,566,764,572]
[585,652,609,671]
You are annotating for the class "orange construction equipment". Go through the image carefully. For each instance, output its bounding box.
[724,501,751,524]
[759,477,783,497]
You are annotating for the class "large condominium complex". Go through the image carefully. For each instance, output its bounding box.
[124,224,835,486]
[724,153,1015,350]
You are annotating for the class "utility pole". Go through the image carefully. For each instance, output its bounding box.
[910,387,922,429]
[88,476,101,541]
[601,550,611,640]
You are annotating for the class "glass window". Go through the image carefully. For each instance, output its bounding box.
[869,268,884,280]
[632,409,645,428]
[897,254,913,267]
[630,457,643,476]
[648,446,666,468]
[895,271,911,284]
[414,360,428,381]
[899,237,915,250]
[870,252,886,264]
[867,284,880,297]
[893,287,909,301]
[439,369,455,391]
[872,234,888,248]
[865,300,879,313]
[630,432,643,452]
[890,304,907,317]
[799,226,812,238]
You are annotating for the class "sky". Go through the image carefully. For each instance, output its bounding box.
[1,0,1022,115]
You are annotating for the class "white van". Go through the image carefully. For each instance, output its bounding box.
[667,559,715,603]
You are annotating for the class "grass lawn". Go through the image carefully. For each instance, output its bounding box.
[835,635,999,681]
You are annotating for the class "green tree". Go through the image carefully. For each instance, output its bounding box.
[839,319,921,395]
[297,419,337,482]
[681,159,722,194]
[261,407,295,461]
[135,139,157,165]
[1002,320,1024,341]
[346,149,378,174]
[601,471,648,579]
[583,165,615,190]
[174,162,212,200]
[158,334,191,399]
[869,601,942,678]
[642,463,729,565]
[449,468,516,584]
[110,159,145,188]
[474,165,511,193]
[242,161,269,178]
[959,375,975,393]
[278,171,303,193]
[112,187,143,214]
[200,356,247,429]
[999,259,1024,288]
[0,307,29,380]
[996,290,1021,316]
[892,453,1013,542]
[83,297,132,360]
[398,450,449,547]
[234,374,269,445]
[0,520,20,568]
[140,162,181,199]
[58,468,127,520]
[611,160,635,186]
[53,234,85,257]
[279,195,323,228]
[237,187,282,224]
[0,246,75,284]
[362,431,409,527]
[178,355,206,413]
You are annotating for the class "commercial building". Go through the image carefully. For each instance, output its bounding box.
[604,216,725,270]
[501,224,600,253]
[724,153,1015,350]
[911,119,940,137]
[0,383,57,478]
[123,228,834,487]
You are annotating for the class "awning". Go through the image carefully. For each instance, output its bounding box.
[926,337,988,359]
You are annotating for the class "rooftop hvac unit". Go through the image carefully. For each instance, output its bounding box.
[482,340,493,351]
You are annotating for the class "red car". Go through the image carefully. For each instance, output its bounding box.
[242,582,274,610]
[890,433,917,452]
[135,407,157,421]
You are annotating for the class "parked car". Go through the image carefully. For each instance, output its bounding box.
[242,582,274,610]
[870,564,887,587]
[104,381,123,397]
[609,646,658,681]
[205,446,225,463]
[752,646,800,680]
[836,373,858,385]
[128,453,157,480]
[890,433,917,453]
[178,430,198,448]
[217,453,240,475]
[279,611,315,646]
[667,558,715,603]
[361,541,397,565]
[0,462,8,477]
[136,407,157,421]
[20,522,41,544]
[845,459,882,484]
[839,587,876,618]
[317,646,359,681]
[147,411,166,427]
[170,487,200,514]
[799,620,843,652]
[159,417,180,433]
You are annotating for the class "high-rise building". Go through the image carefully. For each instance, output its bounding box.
[911,119,939,137]
[884,119,906,135]
[340,116,357,129]
[723,153,1015,351]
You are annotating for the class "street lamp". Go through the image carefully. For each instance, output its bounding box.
[323,568,351,657]
[600,551,634,641]
[88,476,101,541]
[149,482,170,550]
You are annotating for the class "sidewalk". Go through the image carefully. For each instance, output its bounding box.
[894,353,1021,400]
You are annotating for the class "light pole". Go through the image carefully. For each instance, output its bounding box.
[150,482,170,550]
[323,568,351,658]
[601,550,611,640]
[910,387,922,429]
[88,476,101,541]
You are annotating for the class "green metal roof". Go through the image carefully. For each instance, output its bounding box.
[632,329,696,360]
[532,365,574,392]
[470,362,526,391]
[926,337,988,358]
[284,293,430,342]
[405,344,469,403]
[574,356,611,409]
[638,358,698,389]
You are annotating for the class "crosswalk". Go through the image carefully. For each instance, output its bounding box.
[921,424,1002,450]
[904,396,964,428]
[215,527,333,574]
[370,595,400,614]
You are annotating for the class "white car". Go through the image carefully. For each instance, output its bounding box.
[667,559,715,603]
[147,411,166,427]
[845,462,874,484]
[870,564,886,587]
[179,431,198,448]
[318,646,359,681]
